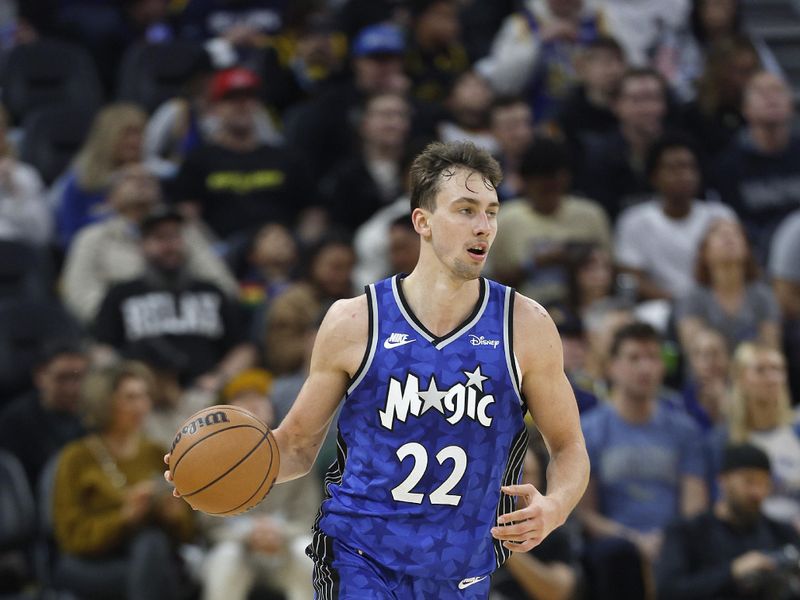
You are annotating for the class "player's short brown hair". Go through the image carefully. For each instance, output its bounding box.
[409,141,502,212]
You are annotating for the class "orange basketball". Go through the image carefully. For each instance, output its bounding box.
[168,404,280,516]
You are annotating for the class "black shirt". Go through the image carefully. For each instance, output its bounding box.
[555,84,619,149]
[172,142,310,240]
[93,275,244,383]
[657,510,800,599]
[319,154,402,233]
[710,131,800,261]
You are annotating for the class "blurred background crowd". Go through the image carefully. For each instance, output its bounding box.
[0,0,799,599]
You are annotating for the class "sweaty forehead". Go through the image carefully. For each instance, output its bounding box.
[439,167,495,196]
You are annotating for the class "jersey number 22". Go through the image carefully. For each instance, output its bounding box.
[391,442,467,506]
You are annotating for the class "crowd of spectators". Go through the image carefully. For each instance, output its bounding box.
[0,1,799,599]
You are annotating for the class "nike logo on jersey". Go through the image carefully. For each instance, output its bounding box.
[383,333,416,349]
[458,576,487,589]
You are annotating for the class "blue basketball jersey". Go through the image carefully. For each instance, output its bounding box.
[314,275,529,581]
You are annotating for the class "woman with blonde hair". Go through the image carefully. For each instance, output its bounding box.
[676,217,781,353]
[52,360,194,600]
[54,103,150,247]
[711,342,800,529]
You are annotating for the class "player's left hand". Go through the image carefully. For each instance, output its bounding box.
[490,484,563,552]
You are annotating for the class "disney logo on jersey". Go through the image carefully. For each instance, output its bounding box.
[379,366,494,430]
[468,334,500,348]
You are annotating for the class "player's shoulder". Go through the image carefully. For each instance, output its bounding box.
[509,290,562,369]
[314,294,370,374]
[318,294,369,343]
[325,294,369,322]
[511,291,556,332]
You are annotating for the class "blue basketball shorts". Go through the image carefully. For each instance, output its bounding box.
[306,531,492,600]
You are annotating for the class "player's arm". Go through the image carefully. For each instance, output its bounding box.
[271,295,368,483]
[491,295,589,552]
[163,296,367,494]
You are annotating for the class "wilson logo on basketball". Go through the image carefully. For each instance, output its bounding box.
[170,411,230,451]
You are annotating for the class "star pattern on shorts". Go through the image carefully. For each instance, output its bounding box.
[463,366,489,391]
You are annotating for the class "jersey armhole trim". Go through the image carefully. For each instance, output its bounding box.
[346,284,378,396]
[504,287,523,404]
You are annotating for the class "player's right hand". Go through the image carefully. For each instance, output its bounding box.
[163,453,181,498]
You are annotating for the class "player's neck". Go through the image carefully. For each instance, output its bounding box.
[401,267,482,337]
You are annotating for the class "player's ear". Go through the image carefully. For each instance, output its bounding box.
[412,207,431,237]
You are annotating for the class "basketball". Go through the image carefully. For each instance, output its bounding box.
[168,404,280,516]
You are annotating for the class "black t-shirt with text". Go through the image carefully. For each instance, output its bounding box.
[93,277,243,383]
[172,142,309,240]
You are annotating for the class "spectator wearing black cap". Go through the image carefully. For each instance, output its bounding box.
[170,66,311,253]
[92,206,256,393]
[61,164,236,324]
[487,136,610,307]
[657,443,800,599]
[0,339,88,490]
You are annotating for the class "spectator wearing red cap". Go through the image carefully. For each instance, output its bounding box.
[170,66,312,255]
[208,66,261,102]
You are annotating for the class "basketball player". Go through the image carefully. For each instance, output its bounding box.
[166,141,589,598]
